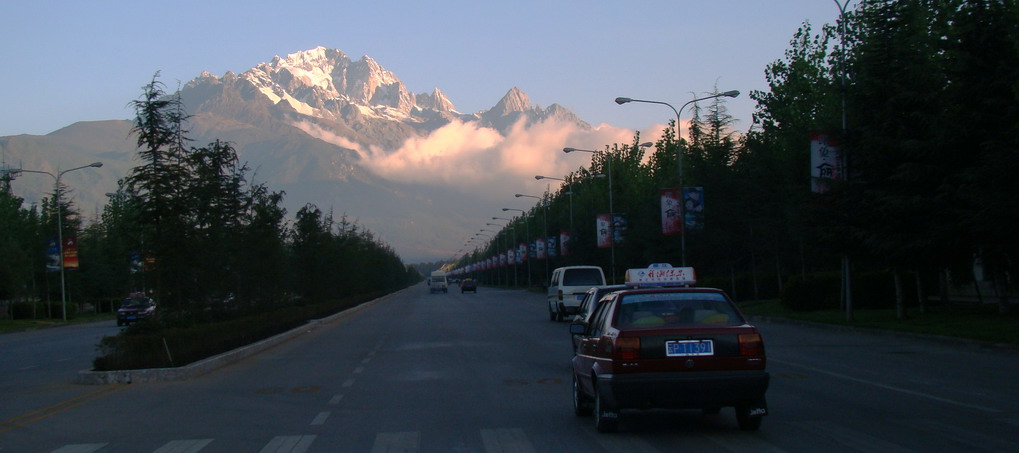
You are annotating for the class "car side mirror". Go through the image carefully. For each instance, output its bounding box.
[569,322,588,335]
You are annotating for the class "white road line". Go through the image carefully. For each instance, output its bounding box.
[354,366,364,374]
[51,445,107,453]
[260,435,316,453]
[310,412,330,426]
[361,357,372,364]
[153,439,214,453]
[771,358,1003,413]
[480,428,537,453]
[370,431,418,453]
[328,394,343,405]
[342,378,355,388]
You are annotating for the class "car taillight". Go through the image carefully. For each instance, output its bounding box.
[557,289,563,301]
[738,333,765,357]
[614,337,641,360]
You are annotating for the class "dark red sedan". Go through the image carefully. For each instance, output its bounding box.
[570,286,769,432]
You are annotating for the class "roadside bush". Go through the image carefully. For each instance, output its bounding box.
[780,270,909,311]
[92,291,385,371]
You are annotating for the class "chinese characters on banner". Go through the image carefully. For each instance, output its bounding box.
[596,214,612,248]
[810,131,842,193]
[661,188,681,235]
[547,236,558,259]
[612,214,627,245]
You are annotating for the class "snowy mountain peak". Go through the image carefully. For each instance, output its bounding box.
[492,87,531,115]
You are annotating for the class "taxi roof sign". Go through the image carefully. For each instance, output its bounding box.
[624,264,696,287]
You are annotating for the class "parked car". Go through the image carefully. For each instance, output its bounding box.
[547,266,606,322]
[570,284,769,433]
[117,292,157,326]
[461,278,478,293]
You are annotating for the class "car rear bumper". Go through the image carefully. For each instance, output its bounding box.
[596,370,769,410]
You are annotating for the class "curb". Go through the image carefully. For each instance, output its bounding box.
[750,315,1019,353]
[76,290,402,385]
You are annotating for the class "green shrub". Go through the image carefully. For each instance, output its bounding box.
[92,291,385,371]
[781,272,841,311]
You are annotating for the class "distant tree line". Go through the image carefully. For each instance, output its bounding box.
[0,74,419,323]
[458,0,1018,317]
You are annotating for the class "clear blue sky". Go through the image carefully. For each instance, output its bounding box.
[1,0,847,138]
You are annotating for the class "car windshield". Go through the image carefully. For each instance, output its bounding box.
[615,292,742,328]
[563,269,602,285]
[122,297,150,307]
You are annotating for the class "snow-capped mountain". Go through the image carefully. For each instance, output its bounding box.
[1,46,592,262]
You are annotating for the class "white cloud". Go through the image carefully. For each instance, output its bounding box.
[295,117,666,200]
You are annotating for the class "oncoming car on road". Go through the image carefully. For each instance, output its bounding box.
[117,292,157,326]
[569,265,769,433]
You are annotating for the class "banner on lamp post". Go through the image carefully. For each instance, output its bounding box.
[45,238,60,272]
[810,131,843,193]
[661,188,682,235]
[518,243,527,263]
[596,214,612,249]
[62,236,79,270]
[536,237,547,260]
[547,236,558,259]
[560,229,572,257]
[683,187,705,231]
[612,214,627,245]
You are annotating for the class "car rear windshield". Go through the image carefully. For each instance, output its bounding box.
[563,269,603,285]
[615,292,742,328]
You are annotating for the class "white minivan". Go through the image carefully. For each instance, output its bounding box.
[547,266,606,321]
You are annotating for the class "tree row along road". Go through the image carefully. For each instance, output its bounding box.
[1,285,1017,452]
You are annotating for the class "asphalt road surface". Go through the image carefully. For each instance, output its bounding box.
[2,284,1018,452]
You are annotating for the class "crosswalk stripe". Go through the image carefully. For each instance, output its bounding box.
[260,435,317,453]
[51,445,107,453]
[371,432,418,453]
[480,428,537,453]
[153,439,214,453]
[311,412,330,426]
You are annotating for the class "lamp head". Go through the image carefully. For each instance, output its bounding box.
[535,175,544,180]
[721,90,740,98]
[90,162,104,168]
[563,147,575,153]
[614,97,632,105]
[514,194,524,198]
[639,142,653,148]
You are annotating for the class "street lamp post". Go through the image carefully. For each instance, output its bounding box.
[563,147,620,282]
[515,193,549,284]
[502,208,532,288]
[19,162,104,321]
[476,231,496,285]
[487,222,512,287]
[492,217,518,288]
[614,91,739,266]
[534,175,573,244]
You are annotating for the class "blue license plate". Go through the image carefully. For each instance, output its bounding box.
[666,340,714,357]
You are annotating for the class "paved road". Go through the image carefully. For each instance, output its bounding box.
[1,285,1018,452]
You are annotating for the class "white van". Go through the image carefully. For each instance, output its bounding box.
[547,266,606,321]
[429,271,448,293]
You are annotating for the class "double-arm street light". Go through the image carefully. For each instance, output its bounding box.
[534,175,573,237]
[515,193,550,283]
[20,161,104,321]
[502,208,532,288]
[614,91,739,266]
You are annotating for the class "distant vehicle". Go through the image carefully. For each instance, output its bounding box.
[461,278,478,293]
[547,266,606,322]
[429,271,448,294]
[570,269,769,433]
[117,292,157,326]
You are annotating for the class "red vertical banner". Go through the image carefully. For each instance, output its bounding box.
[661,188,682,235]
[62,236,79,269]
[596,214,612,248]
[560,229,572,256]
